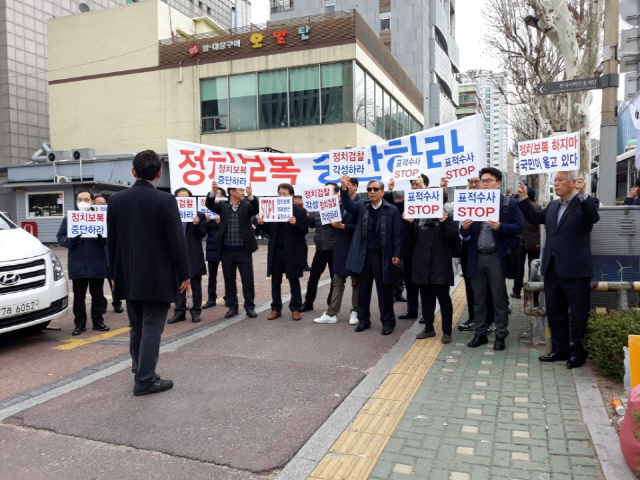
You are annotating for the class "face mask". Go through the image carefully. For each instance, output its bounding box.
[77,202,92,212]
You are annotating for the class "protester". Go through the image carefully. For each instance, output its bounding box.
[340,175,402,335]
[407,175,459,344]
[94,194,124,314]
[107,150,189,396]
[57,190,110,336]
[206,181,259,319]
[258,183,309,320]
[511,186,541,303]
[623,178,640,205]
[294,195,311,271]
[167,187,207,324]
[202,187,225,310]
[460,167,522,351]
[314,178,360,325]
[517,172,600,368]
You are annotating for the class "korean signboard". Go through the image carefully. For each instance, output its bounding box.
[302,187,334,212]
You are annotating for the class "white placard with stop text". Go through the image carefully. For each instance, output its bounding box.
[176,197,197,222]
[453,189,500,222]
[318,196,342,225]
[67,211,107,238]
[214,162,249,188]
[404,188,444,219]
[260,197,292,222]
[392,155,426,182]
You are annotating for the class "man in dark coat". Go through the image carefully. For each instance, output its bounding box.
[108,150,189,396]
[202,187,225,309]
[461,167,523,351]
[258,183,309,320]
[167,187,208,324]
[57,189,110,336]
[517,172,600,368]
[314,177,360,325]
[623,178,640,205]
[340,175,402,335]
[206,181,259,319]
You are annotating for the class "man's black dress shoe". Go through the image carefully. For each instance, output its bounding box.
[192,315,201,323]
[418,315,425,324]
[93,323,110,331]
[539,352,569,362]
[354,323,371,332]
[72,326,86,336]
[494,336,506,351]
[246,309,257,318]
[381,328,394,335]
[133,377,173,397]
[202,300,216,309]
[467,333,488,348]
[566,356,586,369]
[300,304,314,313]
[394,294,407,302]
[167,315,186,324]
[114,305,124,314]
[398,311,418,320]
[224,309,238,319]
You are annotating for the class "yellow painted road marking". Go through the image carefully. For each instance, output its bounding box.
[54,327,131,350]
[308,283,467,480]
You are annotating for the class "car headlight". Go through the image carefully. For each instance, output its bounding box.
[46,248,65,281]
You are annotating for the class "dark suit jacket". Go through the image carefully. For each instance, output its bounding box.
[460,195,523,278]
[262,204,309,279]
[184,212,208,278]
[206,194,259,254]
[333,194,360,277]
[342,188,403,284]
[107,180,189,303]
[56,217,108,280]
[518,194,599,278]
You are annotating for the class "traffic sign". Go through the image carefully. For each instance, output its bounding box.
[536,74,619,96]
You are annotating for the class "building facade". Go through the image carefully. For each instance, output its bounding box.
[617,100,636,156]
[456,83,485,119]
[0,0,247,170]
[269,0,460,129]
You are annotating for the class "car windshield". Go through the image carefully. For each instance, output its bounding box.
[0,212,17,230]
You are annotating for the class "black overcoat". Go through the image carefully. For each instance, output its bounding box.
[410,217,459,286]
[56,216,108,280]
[262,204,309,279]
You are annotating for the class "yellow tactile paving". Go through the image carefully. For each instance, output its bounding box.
[308,283,467,479]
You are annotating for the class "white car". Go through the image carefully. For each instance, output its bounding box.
[0,212,69,334]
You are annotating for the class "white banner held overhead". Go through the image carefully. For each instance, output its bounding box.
[453,189,500,222]
[404,188,444,219]
[517,132,580,175]
[259,197,292,222]
[214,162,249,188]
[167,114,487,196]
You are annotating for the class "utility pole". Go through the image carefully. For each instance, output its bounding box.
[598,0,620,205]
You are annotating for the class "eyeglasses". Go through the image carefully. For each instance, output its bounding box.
[467,180,481,185]
[367,187,382,192]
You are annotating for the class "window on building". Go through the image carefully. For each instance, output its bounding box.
[375,81,384,137]
[354,64,366,129]
[259,69,288,129]
[325,0,336,13]
[198,1,203,9]
[383,90,391,139]
[229,74,258,132]
[321,62,353,124]
[27,192,64,218]
[201,77,228,133]
[365,72,375,133]
[289,66,320,127]
[380,12,390,31]
[389,99,397,138]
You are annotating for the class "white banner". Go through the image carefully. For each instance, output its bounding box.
[67,211,107,238]
[260,197,292,222]
[404,188,444,219]
[517,132,580,175]
[176,197,197,222]
[167,114,486,196]
[453,189,500,222]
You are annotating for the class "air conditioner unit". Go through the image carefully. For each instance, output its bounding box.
[71,148,95,160]
[54,175,72,183]
[48,151,70,162]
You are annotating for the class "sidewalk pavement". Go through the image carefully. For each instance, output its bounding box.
[307,282,605,480]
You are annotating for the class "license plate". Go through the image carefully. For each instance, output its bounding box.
[0,300,39,318]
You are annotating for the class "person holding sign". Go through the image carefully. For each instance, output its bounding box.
[57,190,110,336]
[340,176,403,335]
[167,188,208,324]
[460,167,522,351]
[517,172,600,369]
[202,187,225,310]
[257,184,309,321]
[205,181,259,319]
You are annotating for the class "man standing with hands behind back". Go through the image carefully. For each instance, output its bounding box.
[517,172,599,368]
[108,150,189,396]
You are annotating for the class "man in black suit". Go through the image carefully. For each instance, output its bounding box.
[206,180,259,319]
[107,150,189,396]
[517,172,599,368]
[258,183,309,321]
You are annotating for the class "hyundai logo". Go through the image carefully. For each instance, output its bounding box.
[0,273,20,286]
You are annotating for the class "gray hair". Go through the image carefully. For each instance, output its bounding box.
[557,171,578,182]
[367,179,384,190]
